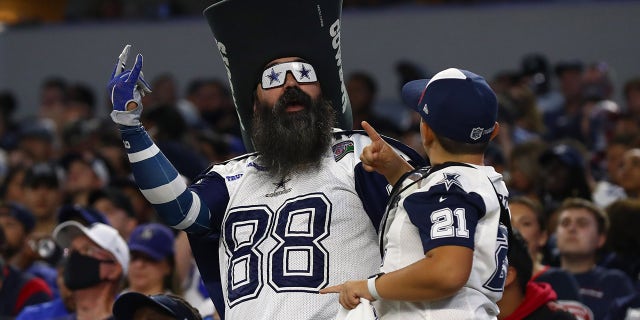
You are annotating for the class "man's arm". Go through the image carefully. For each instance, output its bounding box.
[108,45,212,234]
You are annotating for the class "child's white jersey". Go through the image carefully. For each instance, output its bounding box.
[378,162,509,320]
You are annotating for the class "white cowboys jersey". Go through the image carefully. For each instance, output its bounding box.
[190,131,420,319]
[378,163,509,320]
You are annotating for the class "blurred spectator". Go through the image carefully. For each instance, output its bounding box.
[22,205,108,320]
[623,77,640,121]
[0,202,59,293]
[92,121,133,180]
[0,90,20,151]
[178,78,240,137]
[520,53,563,115]
[88,187,137,240]
[579,62,620,153]
[148,73,179,108]
[22,163,64,235]
[64,83,96,126]
[15,258,75,320]
[38,77,68,130]
[0,202,36,267]
[1,165,28,204]
[113,291,203,320]
[346,71,400,137]
[174,232,215,318]
[507,140,547,201]
[394,60,430,159]
[194,129,243,163]
[601,199,640,289]
[125,223,177,295]
[60,118,103,155]
[60,152,111,206]
[141,105,208,181]
[57,204,110,227]
[143,73,192,120]
[618,148,640,199]
[554,60,584,118]
[53,221,129,320]
[509,197,591,319]
[16,117,58,165]
[0,227,53,317]
[110,177,157,224]
[543,61,596,146]
[591,136,631,208]
[609,116,640,148]
[485,142,507,174]
[497,230,576,320]
[538,142,592,231]
[556,198,636,320]
[497,84,545,158]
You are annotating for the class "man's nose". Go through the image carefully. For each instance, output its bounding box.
[283,71,298,88]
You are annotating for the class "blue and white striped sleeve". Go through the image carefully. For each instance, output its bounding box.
[120,126,212,233]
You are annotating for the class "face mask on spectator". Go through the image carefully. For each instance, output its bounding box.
[64,251,114,290]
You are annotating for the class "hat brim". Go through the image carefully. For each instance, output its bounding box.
[203,0,352,151]
[401,79,430,114]
[53,221,89,249]
[113,292,176,319]
[128,244,165,262]
[53,221,110,255]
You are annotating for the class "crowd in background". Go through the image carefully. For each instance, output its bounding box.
[1,48,640,319]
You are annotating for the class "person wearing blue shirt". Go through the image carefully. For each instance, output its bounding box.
[556,198,636,319]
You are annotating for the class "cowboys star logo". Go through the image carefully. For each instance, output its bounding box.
[266,177,292,197]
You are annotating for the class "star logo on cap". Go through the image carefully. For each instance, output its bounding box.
[266,68,282,85]
[437,172,463,191]
[298,64,312,79]
[141,227,154,240]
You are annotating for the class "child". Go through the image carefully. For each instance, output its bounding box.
[321,68,510,319]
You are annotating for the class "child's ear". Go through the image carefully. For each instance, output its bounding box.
[489,122,500,141]
[505,265,517,288]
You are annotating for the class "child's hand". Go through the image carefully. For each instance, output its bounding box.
[360,121,413,185]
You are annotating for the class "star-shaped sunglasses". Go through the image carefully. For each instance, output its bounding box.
[261,61,318,89]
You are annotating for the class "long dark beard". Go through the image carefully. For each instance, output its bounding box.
[252,86,335,179]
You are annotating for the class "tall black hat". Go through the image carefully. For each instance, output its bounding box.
[204,0,352,151]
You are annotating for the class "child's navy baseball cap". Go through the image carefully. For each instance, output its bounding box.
[401,68,498,144]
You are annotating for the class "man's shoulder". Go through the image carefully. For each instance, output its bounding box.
[332,129,426,166]
[205,152,260,173]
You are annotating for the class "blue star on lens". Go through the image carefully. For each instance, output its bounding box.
[266,68,282,85]
[298,64,312,79]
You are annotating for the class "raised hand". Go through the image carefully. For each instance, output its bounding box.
[108,45,152,126]
[360,121,413,185]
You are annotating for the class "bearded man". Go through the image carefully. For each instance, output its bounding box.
[106,2,424,320]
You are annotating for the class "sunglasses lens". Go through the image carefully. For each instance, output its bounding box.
[261,62,317,89]
[262,67,285,89]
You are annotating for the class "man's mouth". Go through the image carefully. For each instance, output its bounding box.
[285,105,304,112]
